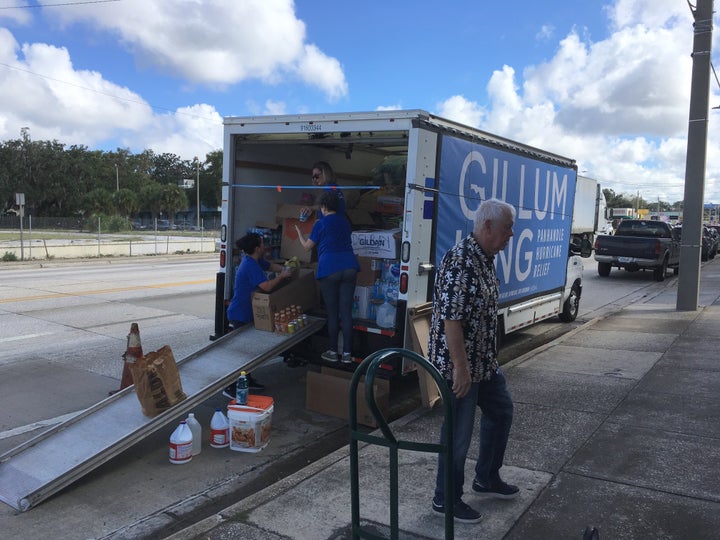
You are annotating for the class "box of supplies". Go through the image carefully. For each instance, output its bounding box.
[277,204,317,263]
[351,229,401,259]
[306,367,390,428]
[251,269,317,331]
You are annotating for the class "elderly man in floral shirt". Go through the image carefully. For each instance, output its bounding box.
[429,198,518,524]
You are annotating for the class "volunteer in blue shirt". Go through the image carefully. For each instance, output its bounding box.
[227,233,292,325]
[224,232,292,396]
[300,161,346,222]
[295,190,359,364]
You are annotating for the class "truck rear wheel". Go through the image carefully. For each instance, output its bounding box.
[598,262,611,277]
[653,258,668,282]
[559,285,580,322]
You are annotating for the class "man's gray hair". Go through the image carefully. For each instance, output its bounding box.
[474,198,516,233]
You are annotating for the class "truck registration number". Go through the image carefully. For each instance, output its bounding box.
[618,256,633,263]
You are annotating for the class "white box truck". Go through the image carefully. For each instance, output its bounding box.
[213,110,593,371]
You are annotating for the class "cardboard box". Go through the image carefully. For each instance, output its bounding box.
[356,256,380,286]
[277,204,317,263]
[351,229,401,259]
[306,366,390,428]
[251,268,317,331]
[352,285,374,320]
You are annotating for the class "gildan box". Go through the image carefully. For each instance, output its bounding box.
[251,269,317,331]
[352,285,374,320]
[277,204,317,263]
[306,366,390,428]
[351,229,401,259]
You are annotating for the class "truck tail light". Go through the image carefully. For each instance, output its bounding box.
[400,272,408,294]
[219,250,226,268]
[654,241,662,255]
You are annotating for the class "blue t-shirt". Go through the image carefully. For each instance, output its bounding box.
[309,213,360,279]
[227,255,270,323]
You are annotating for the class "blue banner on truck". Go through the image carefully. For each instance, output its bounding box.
[435,135,577,303]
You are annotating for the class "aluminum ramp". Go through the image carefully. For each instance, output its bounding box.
[0,318,324,512]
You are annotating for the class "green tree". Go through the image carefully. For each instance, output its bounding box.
[139,183,164,219]
[113,188,139,217]
[201,150,222,211]
[160,184,189,223]
[83,188,114,216]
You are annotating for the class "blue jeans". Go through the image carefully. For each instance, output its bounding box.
[318,268,357,354]
[433,368,514,504]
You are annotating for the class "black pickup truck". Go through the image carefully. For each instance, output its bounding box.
[593,219,681,281]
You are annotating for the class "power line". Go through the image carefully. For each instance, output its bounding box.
[0,61,221,124]
[0,0,121,9]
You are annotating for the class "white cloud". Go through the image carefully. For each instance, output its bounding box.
[436,95,485,128]
[0,0,31,25]
[0,28,154,143]
[536,24,555,41]
[43,0,348,100]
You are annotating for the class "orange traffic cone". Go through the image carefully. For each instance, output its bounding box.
[111,323,144,394]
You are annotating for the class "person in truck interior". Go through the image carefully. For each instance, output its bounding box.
[294,190,359,364]
[223,232,293,397]
[428,198,519,525]
[300,160,346,221]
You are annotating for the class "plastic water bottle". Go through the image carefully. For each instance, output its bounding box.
[236,371,249,405]
[185,413,202,456]
[169,421,193,464]
[209,408,229,448]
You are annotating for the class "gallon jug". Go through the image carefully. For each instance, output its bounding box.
[210,408,229,448]
[375,300,396,329]
[185,413,202,455]
[169,421,193,464]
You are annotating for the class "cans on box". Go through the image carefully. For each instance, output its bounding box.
[227,395,274,453]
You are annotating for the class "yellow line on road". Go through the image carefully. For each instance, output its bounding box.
[0,279,214,304]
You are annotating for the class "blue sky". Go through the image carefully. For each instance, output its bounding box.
[2,0,720,204]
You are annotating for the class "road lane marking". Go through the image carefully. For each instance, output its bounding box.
[0,278,214,304]
[0,411,80,440]
[0,332,55,343]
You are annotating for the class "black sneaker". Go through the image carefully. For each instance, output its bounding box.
[222,383,236,399]
[246,373,265,391]
[472,478,519,500]
[431,498,482,524]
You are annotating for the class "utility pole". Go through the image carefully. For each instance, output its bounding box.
[678,0,713,311]
[195,157,200,229]
[115,163,119,191]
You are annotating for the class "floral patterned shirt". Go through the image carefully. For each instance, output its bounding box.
[428,235,499,382]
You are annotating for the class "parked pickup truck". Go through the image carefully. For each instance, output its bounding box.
[594,219,681,281]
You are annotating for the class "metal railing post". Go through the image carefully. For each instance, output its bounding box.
[348,348,455,539]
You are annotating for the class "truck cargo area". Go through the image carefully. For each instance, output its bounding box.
[0,318,324,512]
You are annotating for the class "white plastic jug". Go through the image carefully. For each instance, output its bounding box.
[375,301,396,329]
[169,421,193,464]
[209,408,229,448]
[185,413,202,455]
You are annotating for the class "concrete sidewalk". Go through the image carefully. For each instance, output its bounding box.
[169,261,720,540]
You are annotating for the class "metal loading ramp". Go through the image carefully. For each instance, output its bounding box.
[0,318,324,512]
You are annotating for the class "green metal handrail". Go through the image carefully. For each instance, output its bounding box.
[348,348,455,540]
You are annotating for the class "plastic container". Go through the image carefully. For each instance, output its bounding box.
[209,408,229,448]
[376,300,397,329]
[236,371,248,405]
[185,413,202,455]
[227,395,274,453]
[169,421,193,464]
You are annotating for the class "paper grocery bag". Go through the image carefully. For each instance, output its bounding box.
[129,345,187,417]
